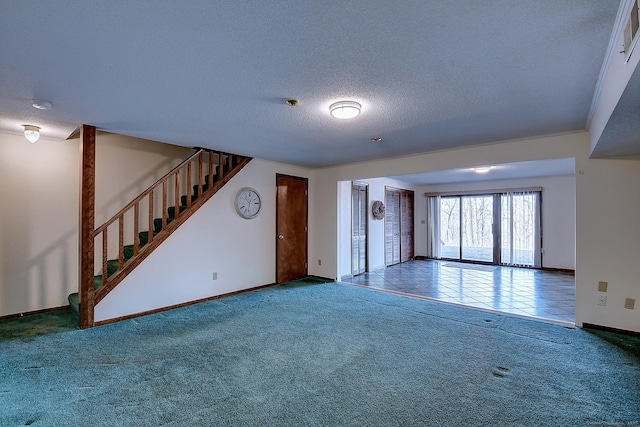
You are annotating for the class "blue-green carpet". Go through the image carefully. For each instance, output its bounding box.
[1,280,639,426]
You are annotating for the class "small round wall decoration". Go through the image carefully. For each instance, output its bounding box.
[235,187,262,219]
[372,200,385,220]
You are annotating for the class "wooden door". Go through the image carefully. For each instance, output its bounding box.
[401,191,414,262]
[352,182,367,275]
[276,174,308,283]
[385,189,401,266]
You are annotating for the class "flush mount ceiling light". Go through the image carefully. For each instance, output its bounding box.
[23,125,40,143]
[329,101,361,119]
[473,166,493,174]
[32,100,52,110]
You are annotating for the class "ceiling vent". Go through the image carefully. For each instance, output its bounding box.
[623,0,639,62]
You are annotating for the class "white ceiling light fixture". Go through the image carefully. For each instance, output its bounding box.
[473,166,493,174]
[32,100,53,110]
[23,125,41,143]
[329,101,361,120]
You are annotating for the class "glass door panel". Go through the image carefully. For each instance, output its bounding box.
[501,193,537,266]
[439,197,460,259]
[461,195,493,262]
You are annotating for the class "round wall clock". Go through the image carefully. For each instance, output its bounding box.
[235,187,262,219]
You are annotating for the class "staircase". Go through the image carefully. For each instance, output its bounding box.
[69,147,252,325]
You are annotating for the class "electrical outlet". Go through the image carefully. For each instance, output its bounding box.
[624,298,635,310]
[318,259,322,266]
[597,295,607,306]
[212,272,218,280]
[597,281,608,292]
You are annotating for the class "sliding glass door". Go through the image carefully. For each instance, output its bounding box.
[428,190,541,267]
[439,197,460,259]
[461,195,493,262]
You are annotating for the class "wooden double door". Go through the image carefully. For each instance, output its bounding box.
[385,187,414,266]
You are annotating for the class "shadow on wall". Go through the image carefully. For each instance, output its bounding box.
[0,155,189,316]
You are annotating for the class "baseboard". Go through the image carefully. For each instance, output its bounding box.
[340,274,353,281]
[308,275,336,282]
[414,256,428,261]
[541,267,575,274]
[95,282,276,327]
[0,305,70,321]
[582,323,640,337]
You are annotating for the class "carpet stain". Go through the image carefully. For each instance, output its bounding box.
[24,418,36,425]
[492,366,510,378]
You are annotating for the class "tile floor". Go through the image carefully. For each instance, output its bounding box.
[341,259,575,324]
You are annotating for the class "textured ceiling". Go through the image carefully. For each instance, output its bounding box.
[0,1,621,167]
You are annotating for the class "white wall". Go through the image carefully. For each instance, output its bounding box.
[575,156,640,331]
[93,133,192,267]
[95,159,312,321]
[0,133,79,316]
[94,132,192,225]
[417,175,576,269]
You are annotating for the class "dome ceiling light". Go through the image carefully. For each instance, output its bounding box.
[329,101,361,120]
[473,166,493,174]
[32,100,53,110]
[23,125,41,143]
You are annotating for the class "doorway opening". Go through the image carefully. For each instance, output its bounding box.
[351,182,368,276]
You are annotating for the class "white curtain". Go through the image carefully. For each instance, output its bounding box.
[501,191,541,267]
[426,196,440,258]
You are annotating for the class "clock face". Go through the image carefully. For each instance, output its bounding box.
[235,187,261,219]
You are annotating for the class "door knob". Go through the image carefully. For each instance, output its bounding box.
[278,234,284,240]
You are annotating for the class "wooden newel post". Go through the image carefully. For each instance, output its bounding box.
[79,125,96,329]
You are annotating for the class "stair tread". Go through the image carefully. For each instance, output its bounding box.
[139,230,161,246]
[68,293,79,314]
[153,217,174,232]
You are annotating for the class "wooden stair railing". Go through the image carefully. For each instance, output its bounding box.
[79,146,251,327]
